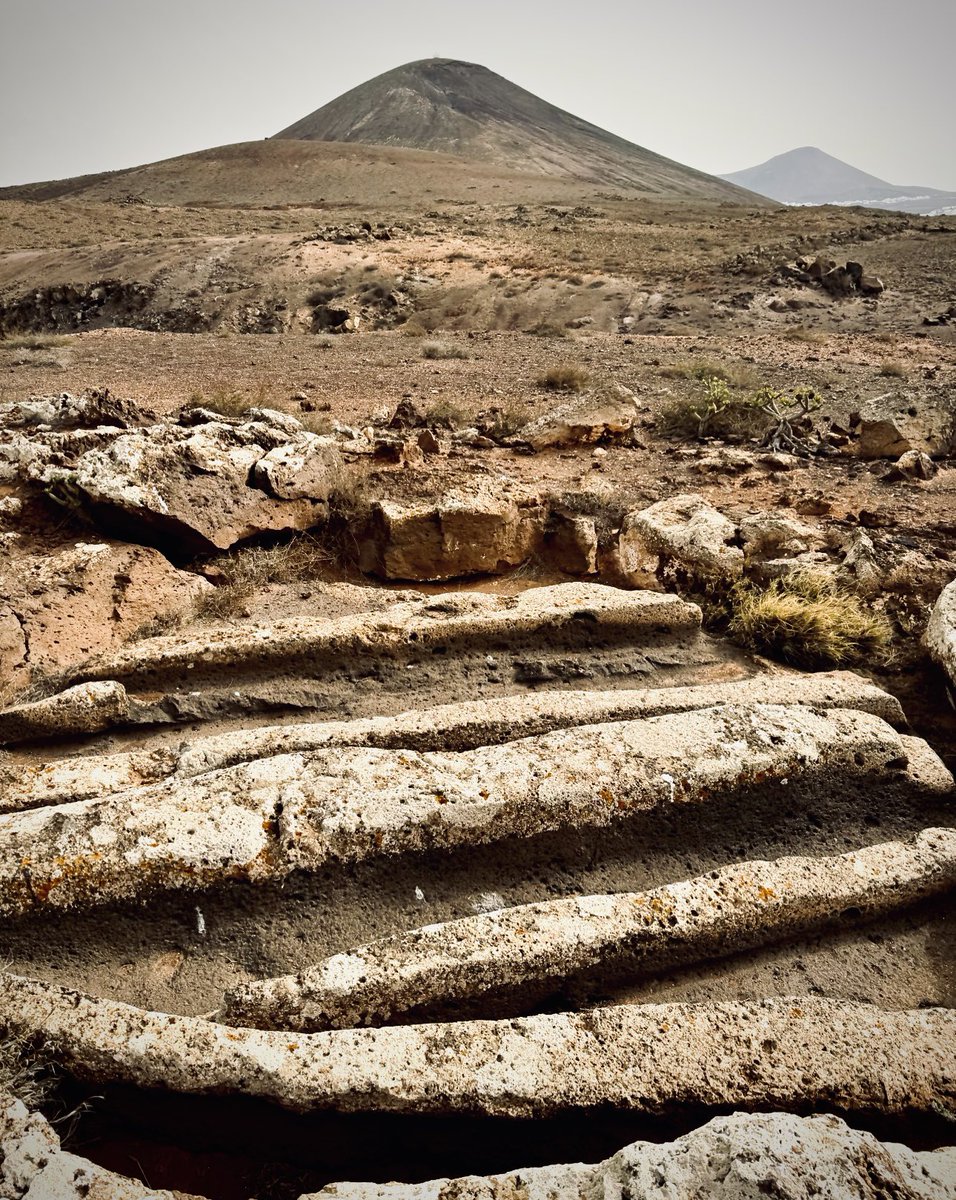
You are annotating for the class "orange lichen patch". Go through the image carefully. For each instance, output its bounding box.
[757,885,777,902]
[434,792,448,805]
[599,786,614,805]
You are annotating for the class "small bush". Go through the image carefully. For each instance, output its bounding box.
[424,398,469,428]
[0,333,69,351]
[422,340,470,360]
[879,360,906,378]
[659,360,758,389]
[196,535,333,620]
[658,376,767,439]
[400,318,428,337]
[539,364,589,392]
[729,572,891,668]
[785,327,826,344]
[188,386,251,418]
[0,1035,55,1110]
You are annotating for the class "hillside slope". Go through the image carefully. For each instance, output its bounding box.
[721,146,956,215]
[274,57,759,202]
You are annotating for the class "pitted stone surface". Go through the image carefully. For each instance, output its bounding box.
[927,578,956,689]
[218,828,956,1031]
[0,977,950,1119]
[0,670,904,809]
[0,1091,198,1199]
[0,703,938,917]
[302,1113,956,1200]
[0,754,288,916]
[277,704,916,871]
[69,582,699,688]
[0,680,131,745]
[620,493,744,581]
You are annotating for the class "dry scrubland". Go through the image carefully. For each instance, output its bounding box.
[0,176,955,1199]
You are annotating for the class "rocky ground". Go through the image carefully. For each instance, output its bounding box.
[0,192,954,1199]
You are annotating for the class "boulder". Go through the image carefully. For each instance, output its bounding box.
[357,484,545,580]
[518,382,639,450]
[926,578,956,689]
[887,449,938,481]
[855,393,955,459]
[302,1113,956,1200]
[619,493,743,582]
[738,512,820,562]
[0,541,209,697]
[25,417,338,551]
[0,388,150,431]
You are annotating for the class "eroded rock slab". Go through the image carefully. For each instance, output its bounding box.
[356,483,546,580]
[518,382,640,451]
[0,703,939,917]
[303,1113,956,1200]
[619,493,744,582]
[0,976,950,1119]
[0,670,904,805]
[22,411,338,551]
[218,828,956,1031]
[68,583,701,690]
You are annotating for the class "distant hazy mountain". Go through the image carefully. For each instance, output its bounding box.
[274,57,760,201]
[720,147,956,216]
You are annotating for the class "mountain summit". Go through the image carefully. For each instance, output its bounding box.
[274,58,756,201]
[721,147,956,215]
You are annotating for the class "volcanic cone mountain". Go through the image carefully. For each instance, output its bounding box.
[721,146,956,215]
[273,57,759,201]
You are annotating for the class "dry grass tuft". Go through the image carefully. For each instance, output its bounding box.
[879,360,906,378]
[195,535,333,619]
[729,572,891,668]
[539,364,589,392]
[187,386,252,418]
[421,340,470,360]
[659,359,758,389]
[0,1034,55,1110]
[0,333,70,351]
[785,327,827,345]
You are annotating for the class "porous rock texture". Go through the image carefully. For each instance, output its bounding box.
[0,701,937,918]
[0,668,904,806]
[304,1112,956,1200]
[356,482,546,579]
[218,828,956,1030]
[17,408,338,551]
[927,577,956,688]
[69,582,700,688]
[0,1091,198,1199]
[0,540,209,698]
[517,381,640,450]
[856,390,956,458]
[619,492,744,582]
[0,975,951,1119]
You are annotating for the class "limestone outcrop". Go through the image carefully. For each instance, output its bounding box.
[8,407,340,551]
[619,493,743,582]
[0,975,950,1119]
[517,381,640,450]
[303,1113,956,1200]
[219,828,956,1030]
[356,484,546,579]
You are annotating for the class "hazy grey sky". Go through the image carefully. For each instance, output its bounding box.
[2,0,954,190]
